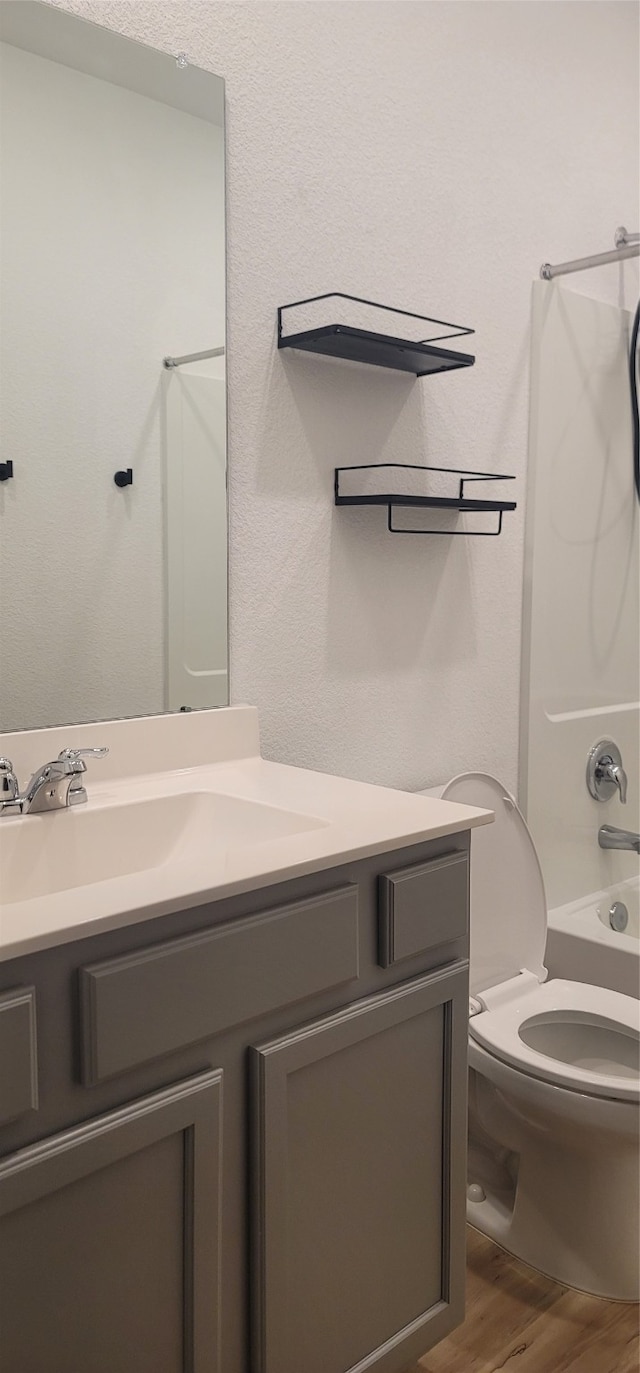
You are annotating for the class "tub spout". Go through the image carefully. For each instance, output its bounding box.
[598,825,640,854]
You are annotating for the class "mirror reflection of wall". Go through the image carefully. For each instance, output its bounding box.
[0,2,227,733]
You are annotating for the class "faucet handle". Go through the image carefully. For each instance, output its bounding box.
[0,758,19,801]
[57,747,109,774]
[587,739,627,804]
[55,747,109,807]
[607,763,627,804]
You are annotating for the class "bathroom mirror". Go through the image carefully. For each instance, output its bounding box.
[0,2,227,733]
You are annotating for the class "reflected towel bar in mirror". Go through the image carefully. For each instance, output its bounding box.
[163,346,225,368]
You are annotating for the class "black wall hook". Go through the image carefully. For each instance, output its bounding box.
[114,468,133,488]
[0,461,14,482]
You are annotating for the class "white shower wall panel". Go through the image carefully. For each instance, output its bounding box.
[165,370,228,711]
[0,42,223,731]
[523,283,639,909]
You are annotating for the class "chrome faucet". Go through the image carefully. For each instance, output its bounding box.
[586,740,628,804]
[0,747,108,816]
[598,825,640,854]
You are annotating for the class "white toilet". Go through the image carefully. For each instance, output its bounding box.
[441,772,640,1302]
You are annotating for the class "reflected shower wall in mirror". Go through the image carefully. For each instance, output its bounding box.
[0,2,227,732]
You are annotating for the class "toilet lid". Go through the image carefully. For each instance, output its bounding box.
[441,773,547,997]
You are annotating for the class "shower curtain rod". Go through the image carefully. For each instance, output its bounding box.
[163,346,225,368]
[540,227,640,280]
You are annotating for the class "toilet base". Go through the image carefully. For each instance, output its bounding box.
[468,1058,640,1301]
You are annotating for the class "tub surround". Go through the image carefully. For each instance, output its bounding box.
[546,877,640,999]
[522,287,639,912]
[0,706,490,961]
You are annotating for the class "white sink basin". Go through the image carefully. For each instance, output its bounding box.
[0,791,328,905]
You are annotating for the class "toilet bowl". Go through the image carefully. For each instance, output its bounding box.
[441,772,640,1301]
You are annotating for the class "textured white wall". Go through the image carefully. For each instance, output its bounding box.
[45,1,640,789]
[0,39,223,730]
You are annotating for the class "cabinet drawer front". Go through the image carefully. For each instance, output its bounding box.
[0,987,38,1126]
[378,851,468,967]
[80,886,359,1085]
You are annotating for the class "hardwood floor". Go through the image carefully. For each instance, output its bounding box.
[408,1227,640,1373]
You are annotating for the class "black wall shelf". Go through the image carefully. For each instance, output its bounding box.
[278,293,475,377]
[335,463,516,536]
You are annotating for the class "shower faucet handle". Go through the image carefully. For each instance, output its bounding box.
[605,762,628,804]
[586,740,627,804]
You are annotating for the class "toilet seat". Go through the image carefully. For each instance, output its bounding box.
[441,772,640,1104]
[470,976,640,1102]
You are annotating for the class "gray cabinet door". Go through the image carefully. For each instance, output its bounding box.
[0,986,38,1126]
[0,1070,222,1373]
[251,963,468,1373]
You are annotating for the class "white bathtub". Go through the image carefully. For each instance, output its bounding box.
[545,876,640,999]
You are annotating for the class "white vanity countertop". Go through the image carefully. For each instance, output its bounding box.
[0,706,492,961]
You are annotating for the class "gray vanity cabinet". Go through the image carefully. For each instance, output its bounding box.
[0,835,470,1373]
[251,964,468,1373]
[0,1070,223,1373]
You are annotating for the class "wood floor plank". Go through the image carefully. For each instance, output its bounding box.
[485,1287,640,1373]
[407,1228,639,1373]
